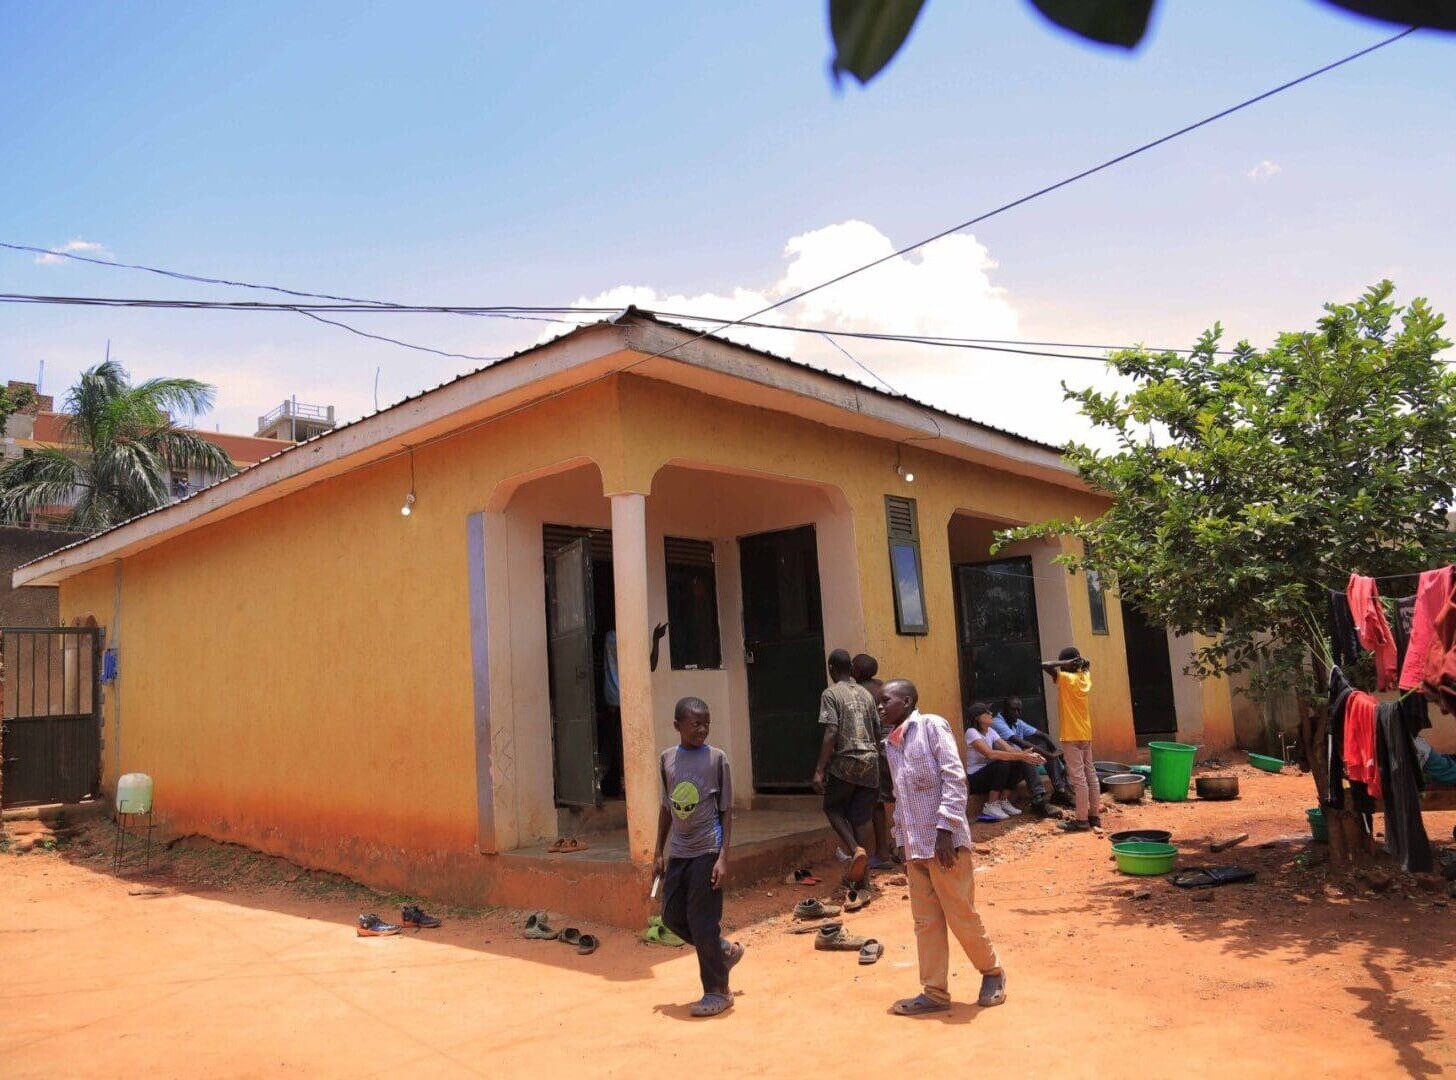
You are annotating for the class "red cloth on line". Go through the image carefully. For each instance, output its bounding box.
[1342,690,1381,799]
[1400,566,1454,691]
[1347,573,1398,691]
[1422,570,1456,716]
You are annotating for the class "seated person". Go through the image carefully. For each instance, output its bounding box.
[1413,735,1456,786]
[964,702,1044,822]
[990,696,1070,812]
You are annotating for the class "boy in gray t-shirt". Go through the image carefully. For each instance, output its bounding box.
[653,696,743,1018]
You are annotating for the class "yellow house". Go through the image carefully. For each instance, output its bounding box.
[15,311,1233,925]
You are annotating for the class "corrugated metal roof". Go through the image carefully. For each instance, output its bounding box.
[16,309,1066,571]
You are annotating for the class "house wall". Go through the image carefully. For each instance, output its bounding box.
[56,370,1233,907]
[0,526,85,626]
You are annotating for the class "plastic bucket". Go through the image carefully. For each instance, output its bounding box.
[1148,741,1197,802]
[1307,807,1328,844]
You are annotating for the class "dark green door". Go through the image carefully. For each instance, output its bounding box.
[954,558,1047,729]
[547,537,600,807]
[1121,599,1177,742]
[739,525,825,793]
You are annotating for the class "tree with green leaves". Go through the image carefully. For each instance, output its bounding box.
[0,360,235,533]
[829,1,1453,85]
[999,282,1456,853]
[0,382,35,428]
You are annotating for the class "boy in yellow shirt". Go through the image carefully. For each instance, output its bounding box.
[1042,647,1100,833]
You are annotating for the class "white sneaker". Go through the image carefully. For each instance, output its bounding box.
[981,803,1009,820]
[998,800,1023,817]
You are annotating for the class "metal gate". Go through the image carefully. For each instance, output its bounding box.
[1,627,102,808]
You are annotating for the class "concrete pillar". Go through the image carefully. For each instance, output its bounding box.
[610,491,658,866]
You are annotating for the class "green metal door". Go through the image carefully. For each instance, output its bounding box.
[739,525,826,793]
[954,558,1048,729]
[547,538,600,808]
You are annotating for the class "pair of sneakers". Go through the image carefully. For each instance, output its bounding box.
[357,905,442,936]
[981,799,1022,820]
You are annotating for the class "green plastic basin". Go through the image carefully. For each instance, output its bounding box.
[1148,741,1197,801]
[1112,841,1178,876]
[1249,752,1284,773]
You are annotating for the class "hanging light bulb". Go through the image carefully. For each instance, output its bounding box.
[400,447,417,516]
[894,445,914,483]
[401,491,415,517]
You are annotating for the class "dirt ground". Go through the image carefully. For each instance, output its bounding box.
[4,765,1456,1079]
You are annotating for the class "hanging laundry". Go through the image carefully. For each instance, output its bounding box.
[1327,666,1356,810]
[1347,574,1398,691]
[1342,689,1381,799]
[1421,570,1456,716]
[1399,565,1453,691]
[1375,700,1433,873]
[1327,589,1363,668]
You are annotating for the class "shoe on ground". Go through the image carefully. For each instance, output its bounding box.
[981,804,1009,821]
[1060,819,1091,833]
[357,913,402,937]
[401,904,442,929]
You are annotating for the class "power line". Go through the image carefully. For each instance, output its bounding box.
[607,26,1419,373]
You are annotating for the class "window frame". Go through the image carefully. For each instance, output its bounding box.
[1086,567,1109,635]
[885,495,930,636]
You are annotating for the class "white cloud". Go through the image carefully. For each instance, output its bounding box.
[1245,160,1281,181]
[564,219,1119,445]
[34,238,110,265]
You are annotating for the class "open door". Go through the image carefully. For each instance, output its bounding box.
[739,525,826,793]
[954,558,1048,729]
[1121,598,1177,743]
[547,537,600,807]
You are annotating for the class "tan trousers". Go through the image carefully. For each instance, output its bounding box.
[1063,740,1100,822]
[906,851,1001,1005]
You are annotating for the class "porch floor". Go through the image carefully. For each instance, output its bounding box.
[510,806,828,863]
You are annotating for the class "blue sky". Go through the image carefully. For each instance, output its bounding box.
[2,2,1453,443]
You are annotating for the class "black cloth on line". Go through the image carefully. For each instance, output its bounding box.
[1375,700,1433,873]
[1329,590,1363,668]
[1328,666,1355,811]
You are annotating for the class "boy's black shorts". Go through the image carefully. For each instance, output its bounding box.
[824,773,877,826]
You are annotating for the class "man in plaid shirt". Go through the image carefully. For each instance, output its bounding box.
[880,679,1007,1014]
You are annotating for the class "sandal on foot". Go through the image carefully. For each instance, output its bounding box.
[577,933,599,955]
[524,912,560,940]
[815,925,868,952]
[892,994,949,1016]
[848,847,869,885]
[978,970,1007,1008]
[690,993,733,1018]
[794,898,842,920]
[723,940,746,970]
[858,939,884,965]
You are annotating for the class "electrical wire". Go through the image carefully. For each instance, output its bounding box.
[602,27,1419,374]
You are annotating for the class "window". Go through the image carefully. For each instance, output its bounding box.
[665,537,721,669]
[1086,568,1109,635]
[885,495,929,635]
[170,470,190,499]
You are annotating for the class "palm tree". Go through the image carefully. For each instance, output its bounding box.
[0,360,236,532]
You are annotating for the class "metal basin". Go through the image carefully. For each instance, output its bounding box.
[1195,775,1240,800]
[1103,773,1146,803]
[1109,829,1172,845]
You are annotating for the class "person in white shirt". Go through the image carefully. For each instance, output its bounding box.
[881,679,1008,1015]
[963,702,1045,822]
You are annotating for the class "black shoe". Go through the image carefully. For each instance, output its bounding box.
[358,913,402,937]
[1051,790,1076,809]
[402,904,442,929]
[1060,820,1091,833]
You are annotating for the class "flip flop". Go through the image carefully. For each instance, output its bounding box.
[524,911,560,940]
[723,940,745,970]
[786,920,841,935]
[548,837,589,854]
[848,847,869,885]
[858,939,884,965]
[783,868,822,886]
[559,927,582,945]
[577,934,599,956]
[690,993,733,1018]
[892,994,949,1016]
[794,898,842,920]
[815,925,868,952]
[642,917,685,947]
